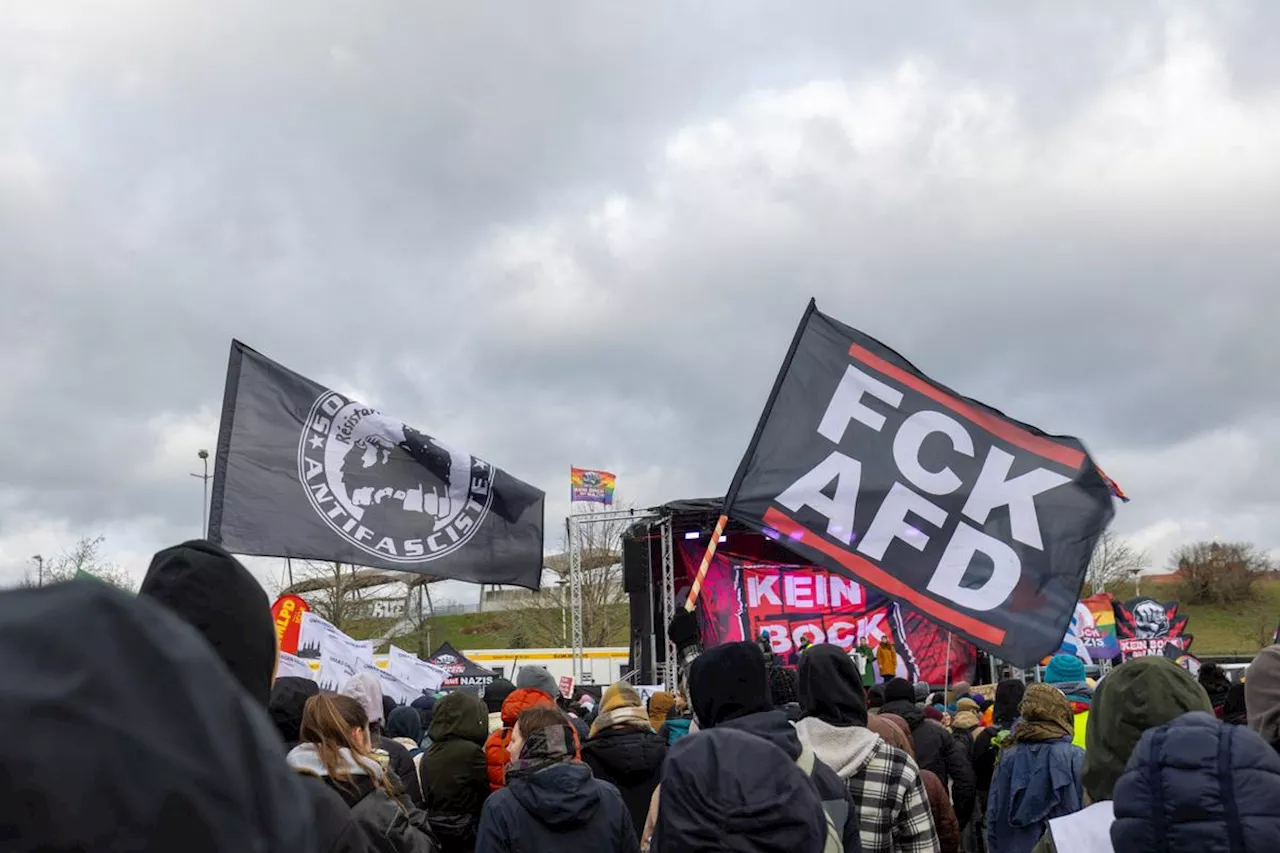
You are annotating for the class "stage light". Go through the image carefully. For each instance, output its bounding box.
[684,531,700,540]
[718,535,727,543]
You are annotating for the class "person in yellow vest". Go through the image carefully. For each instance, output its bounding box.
[1043,654,1092,748]
[876,638,898,683]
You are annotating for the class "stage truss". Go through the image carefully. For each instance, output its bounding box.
[566,508,669,684]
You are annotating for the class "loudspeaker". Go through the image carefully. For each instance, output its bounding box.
[628,579,653,683]
[622,535,650,593]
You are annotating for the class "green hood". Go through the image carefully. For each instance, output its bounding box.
[428,691,489,746]
[1082,656,1212,802]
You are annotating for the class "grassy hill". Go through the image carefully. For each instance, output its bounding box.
[347,582,1279,660]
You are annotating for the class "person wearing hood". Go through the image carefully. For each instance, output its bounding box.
[289,693,439,852]
[1028,656,1213,853]
[1110,711,1280,852]
[139,539,368,853]
[0,579,319,851]
[769,665,805,722]
[877,639,898,682]
[1042,655,1092,748]
[388,706,427,780]
[1247,645,1280,752]
[686,641,863,853]
[424,690,491,853]
[582,682,668,837]
[271,676,322,750]
[794,645,939,853]
[881,678,975,828]
[413,694,439,747]
[972,679,1025,796]
[1224,682,1249,726]
[483,666,569,792]
[476,705,636,853]
[985,685,1084,853]
[344,672,426,808]
[652,727,830,853]
[483,679,516,733]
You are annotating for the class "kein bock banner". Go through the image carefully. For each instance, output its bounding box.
[208,341,545,588]
[722,300,1115,668]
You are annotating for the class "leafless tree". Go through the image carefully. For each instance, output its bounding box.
[280,560,441,641]
[513,504,639,647]
[22,535,136,592]
[1173,541,1272,605]
[1086,530,1149,595]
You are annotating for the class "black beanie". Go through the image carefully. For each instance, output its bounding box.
[140,539,275,706]
[798,644,868,727]
[768,665,799,707]
[883,677,917,705]
[688,641,770,727]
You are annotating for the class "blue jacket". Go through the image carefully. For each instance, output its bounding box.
[1111,712,1280,852]
[986,737,1084,853]
[476,762,636,853]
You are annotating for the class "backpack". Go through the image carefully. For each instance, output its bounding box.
[795,744,846,853]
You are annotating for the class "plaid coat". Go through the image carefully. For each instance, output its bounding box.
[796,718,940,853]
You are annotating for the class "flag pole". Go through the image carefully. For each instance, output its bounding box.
[944,631,953,701]
[684,514,728,611]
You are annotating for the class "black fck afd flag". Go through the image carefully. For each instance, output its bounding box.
[209,341,545,588]
[724,301,1115,668]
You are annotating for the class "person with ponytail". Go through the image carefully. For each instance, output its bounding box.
[288,693,440,853]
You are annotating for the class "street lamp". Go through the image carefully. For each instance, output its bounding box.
[31,555,43,588]
[191,449,211,537]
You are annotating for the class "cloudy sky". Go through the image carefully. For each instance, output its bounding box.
[2,2,1278,601]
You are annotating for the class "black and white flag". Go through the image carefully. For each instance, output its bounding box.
[209,341,545,589]
[723,300,1115,667]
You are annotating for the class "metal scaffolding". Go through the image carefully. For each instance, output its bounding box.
[660,516,677,689]
[567,508,661,683]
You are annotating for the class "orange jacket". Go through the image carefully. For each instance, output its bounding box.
[482,687,561,792]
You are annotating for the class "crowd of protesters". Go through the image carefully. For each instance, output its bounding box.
[6,539,1280,852]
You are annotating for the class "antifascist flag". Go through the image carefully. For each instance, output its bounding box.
[722,300,1115,668]
[209,341,545,588]
[570,467,617,505]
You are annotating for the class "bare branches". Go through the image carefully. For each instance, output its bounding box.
[1173,540,1272,605]
[1086,530,1149,595]
[22,535,136,592]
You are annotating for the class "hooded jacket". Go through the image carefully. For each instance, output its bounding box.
[412,695,438,742]
[0,580,317,851]
[1246,645,1280,749]
[271,676,322,751]
[476,761,636,853]
[652,727,827,853]
[881,685,975,826]
[289,744,438,853]
[795,645,937,853]
[688,642,863,853]
[482,685,561,791]
[344,673,426,808]
[1032,656,1214,853]
[582,711,667,837]
[985,721,1084,853]
[139,539,278,705]
[424,691,491,851]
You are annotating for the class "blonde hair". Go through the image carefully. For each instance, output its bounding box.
[300,693,401,802]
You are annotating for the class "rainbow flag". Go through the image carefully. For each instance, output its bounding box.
[570,468,616,505]
[1097,466,1129,503]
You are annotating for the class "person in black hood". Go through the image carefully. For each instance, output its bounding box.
[413,694,438,746]
[769,664,804,722]
[476,705,636,853]
[483,678,516,731]
[652,727,829,853]
[425,691,491,852]
[271,676,322,750]
[582,682,667,837]
[881,677,975,827]
[973,678,1026,804]
[140,538,371,853]
[139,538,276,704]
[687,641,863,853]
[0,580,316,851]
[1224,682,1249,726]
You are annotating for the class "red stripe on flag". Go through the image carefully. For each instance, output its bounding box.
[763,506,1007,646]
[847,344,1086,471]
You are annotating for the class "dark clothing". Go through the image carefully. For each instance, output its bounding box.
[882,698,976,825]
[1112,712,1280,852]
[581,727,667,836]
[971,726,1002,795]
[383,735,426,808]
[483,678,516,715]
[270,676,321,751]
[475,762,636,853]
[301,775,380,853]
[921,769,960,853]
[1225,682,1249,725]
[0,580,315,851]
[412,694,438,739]
[653,727,828,853]
[719,710,863,853]
[389,706,426,745]
[323,771,438,853]
[688,641,772,727]
[991,679,1027,730]
[566,712,590,744]
[139,539,277,705]
[425,691,490,852]
[797,643,868,727]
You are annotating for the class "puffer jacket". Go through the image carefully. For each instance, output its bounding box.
[476,762,636,853]
[1111,712,1280,852]
[481,688,561,792]
[581,726,667,837]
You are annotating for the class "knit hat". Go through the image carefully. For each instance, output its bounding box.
[923,706,944,723]
[884,677,916,704]
[483,678,516,714]
[515,665,558,699]
[956,697,980,714]
[688,641,770,728]
[767,665,799,707]
[1044,653,1087,685]
[913,681,930,702]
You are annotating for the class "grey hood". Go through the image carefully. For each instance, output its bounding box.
[795,717,881,779]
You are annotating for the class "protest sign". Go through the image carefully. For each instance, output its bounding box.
[363,662,417,706]
[316,636,360,692]
[298,611,373,663]
[270,594,310,654]
[721,300,1115,667]
[276,651,315,681]
[389,644,448,694]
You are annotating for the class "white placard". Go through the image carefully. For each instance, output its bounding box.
[299,611,374,664]
[316,635,360,693]
[634,685,667,704]
[277,651,316,681]
[365,662,417,706]
[389,644,448,694]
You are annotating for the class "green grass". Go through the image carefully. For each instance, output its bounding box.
[360,604,632,655]
[1106,578,1280,658]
